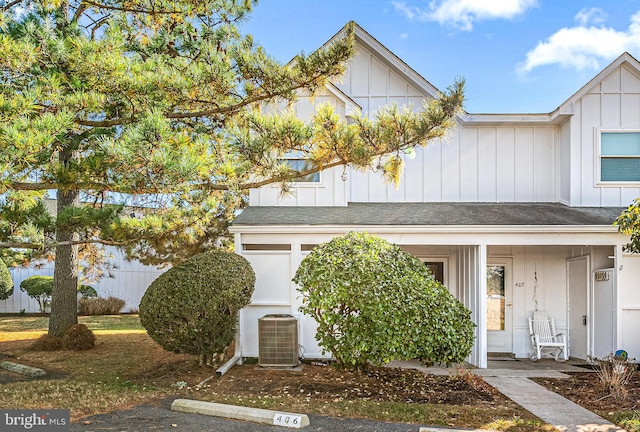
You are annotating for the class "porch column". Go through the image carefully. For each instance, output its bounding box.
[459,244,487,368]
[614,243,623,352]
[477,244,488,369]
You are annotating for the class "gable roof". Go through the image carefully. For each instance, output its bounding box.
[321,24,640,125]
[557,52,640,113]
[323,22,442,100]
[233,202,623,227]
[459,52,640,125]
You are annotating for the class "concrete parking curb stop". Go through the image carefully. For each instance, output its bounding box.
[0,361,46,377]
[171,399,310,429]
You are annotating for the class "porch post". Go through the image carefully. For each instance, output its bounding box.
[614,243,623,351]
[477,244,488,369]
[234,232,244,362]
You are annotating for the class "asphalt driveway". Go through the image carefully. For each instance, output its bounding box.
[70,398,433,432]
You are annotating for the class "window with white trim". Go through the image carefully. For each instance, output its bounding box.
[599,131,640,183]
[281,151,320,183]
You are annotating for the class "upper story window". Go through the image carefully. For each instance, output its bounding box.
[281,151,320,183]
[599,131,640,183]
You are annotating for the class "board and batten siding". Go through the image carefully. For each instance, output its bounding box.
[250,50,640,208]
[334,45,426,115]
[349,124,557,203]
[567,63,640,207]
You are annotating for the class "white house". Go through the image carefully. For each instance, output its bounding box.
[230,23,640,368]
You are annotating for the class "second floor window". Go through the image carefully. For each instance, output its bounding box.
[600,131,640,183]
[281,151,320,183]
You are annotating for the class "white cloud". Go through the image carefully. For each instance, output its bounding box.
[575,7,607,26]
[392,0,537,31]
[400,32,409,40]
[518,11,640,73]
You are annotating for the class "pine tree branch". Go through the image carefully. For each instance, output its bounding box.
[0,236,156,250]
[217,159,348,190]
[74,117,134,127]
[72,83,314,127]
[9,182,55,191]
[80,0,183,15]
[0,241,47,249]
[1,0,23,12]
[165,80,327,120]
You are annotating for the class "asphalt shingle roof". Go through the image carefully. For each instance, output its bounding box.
[232,202,624,226]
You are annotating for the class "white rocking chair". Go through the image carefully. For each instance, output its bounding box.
[528,310,568,361]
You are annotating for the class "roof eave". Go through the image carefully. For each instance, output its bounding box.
[230,224,619,234]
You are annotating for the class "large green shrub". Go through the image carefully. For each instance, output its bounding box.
[139,250,255,366]
[20,276,96,313]
[0,259,13,300]
[293,232,475,369]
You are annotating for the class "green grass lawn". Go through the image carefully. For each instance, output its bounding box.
[0,314,144,341]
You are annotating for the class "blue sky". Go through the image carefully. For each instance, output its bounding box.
[240,0,640,114]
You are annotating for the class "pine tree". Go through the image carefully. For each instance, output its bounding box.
[0,0,464,337]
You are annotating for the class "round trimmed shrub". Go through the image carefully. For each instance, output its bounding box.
[0,259,13,300]
[293,231,475,369]
[139,250,255,366]
[20,276,53,313]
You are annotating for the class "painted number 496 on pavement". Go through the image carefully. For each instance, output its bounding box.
[273,413,302,428]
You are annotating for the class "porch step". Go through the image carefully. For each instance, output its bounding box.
[487,352,515,358]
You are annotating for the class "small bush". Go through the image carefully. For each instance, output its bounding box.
[78,296,125,315]
[139,250,255,366]
[62,324,96,350]
[614,411,640,432]
[294,232,475,369]
[20,276,52,313]
[78,285,98,299]
[0,260,13,300]
[30,334,62,351]
[20,276,95,313]
[589,353,637,401]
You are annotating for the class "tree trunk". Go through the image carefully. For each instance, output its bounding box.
[49,189,80,337]
[48,147,80,338]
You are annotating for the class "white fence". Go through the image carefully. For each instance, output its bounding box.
[1,250,166,314]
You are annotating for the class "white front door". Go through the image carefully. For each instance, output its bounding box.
[567,256,589,359]
[487,261,513,353]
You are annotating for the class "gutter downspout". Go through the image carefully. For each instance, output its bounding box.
[216,311,243,376]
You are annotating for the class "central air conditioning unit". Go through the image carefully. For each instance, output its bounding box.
[258,314,299,367]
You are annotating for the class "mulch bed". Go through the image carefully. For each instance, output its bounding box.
[208,363,507,406]
[533,371,640,416]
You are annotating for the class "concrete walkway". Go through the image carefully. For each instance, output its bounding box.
[483,376,624,432]
[388,359,626,432]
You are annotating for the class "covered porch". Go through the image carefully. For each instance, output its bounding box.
[231,202,630,369]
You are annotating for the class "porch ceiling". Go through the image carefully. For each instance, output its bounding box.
[232,202,623,227]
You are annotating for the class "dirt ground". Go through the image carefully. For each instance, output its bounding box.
[202,362,503,405]
[2,333,638,429]
[534,370,640,416]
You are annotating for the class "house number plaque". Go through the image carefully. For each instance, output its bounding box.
[595,271,609,281]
